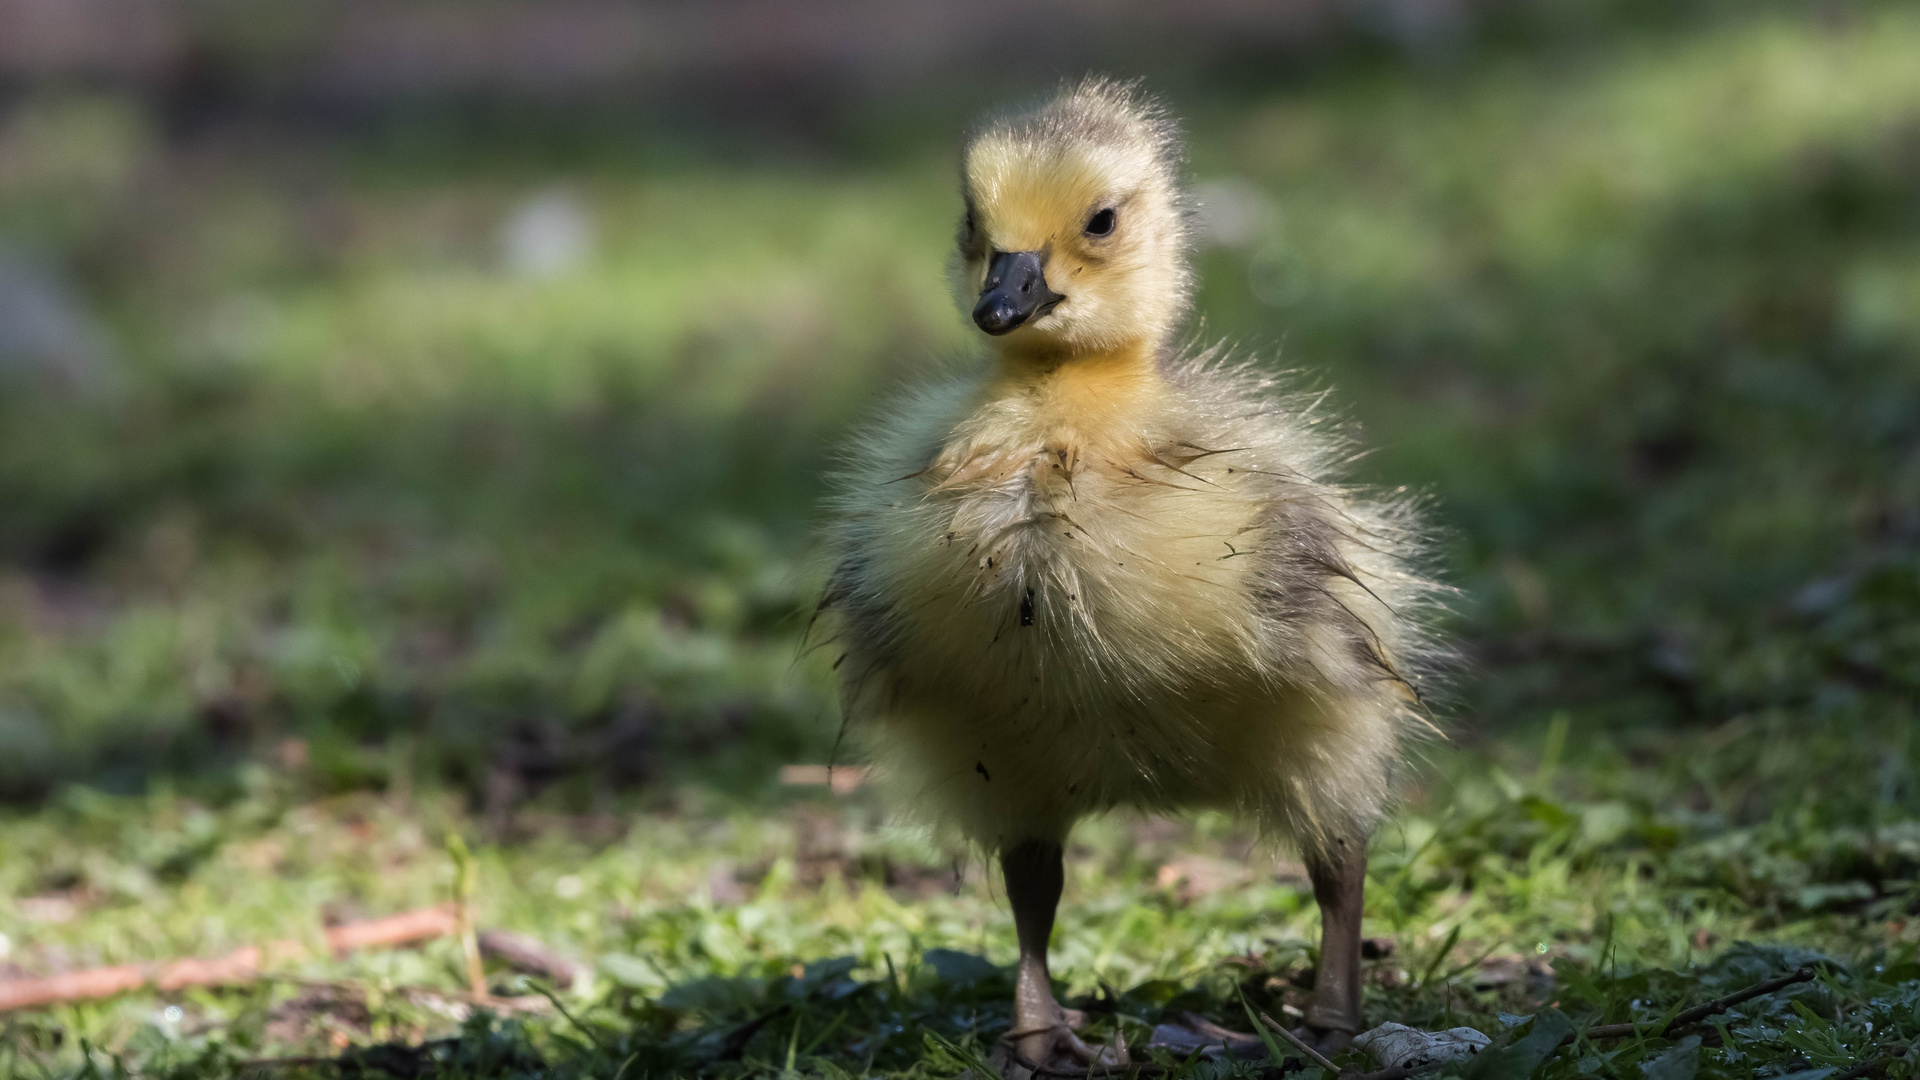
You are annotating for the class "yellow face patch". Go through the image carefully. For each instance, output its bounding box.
[961,133,1188,356]
[966,139,1144,253]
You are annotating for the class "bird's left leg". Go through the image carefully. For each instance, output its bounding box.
[1303,834,1368,1051]
[1001,839,1127,1071]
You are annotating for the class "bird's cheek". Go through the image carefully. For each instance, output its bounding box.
[1064,283,1110,321]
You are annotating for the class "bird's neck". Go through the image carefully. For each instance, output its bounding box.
[982,339,1163,439]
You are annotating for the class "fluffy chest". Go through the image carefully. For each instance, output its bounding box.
[869,430,1272,691]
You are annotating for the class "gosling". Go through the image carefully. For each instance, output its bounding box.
[820,79,1445,1070]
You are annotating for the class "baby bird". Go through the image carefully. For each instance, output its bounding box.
[821,79,1444,1070]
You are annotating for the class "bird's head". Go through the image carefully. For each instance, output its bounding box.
[958,79,1191,360]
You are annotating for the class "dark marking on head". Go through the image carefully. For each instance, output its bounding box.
[976,761,991,782]
[1019,587,1036,626]
[957,195,984,259]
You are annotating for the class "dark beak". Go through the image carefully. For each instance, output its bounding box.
[972,250,1063,335]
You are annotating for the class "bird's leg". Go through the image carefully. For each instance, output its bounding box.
[1001,839,1124,1070]
[1303,834,1367,1050]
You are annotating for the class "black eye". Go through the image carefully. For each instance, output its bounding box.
[1085,208,1116,236]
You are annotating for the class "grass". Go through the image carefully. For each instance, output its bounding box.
[6,753,1917,1076]
[2,1,1920,1076]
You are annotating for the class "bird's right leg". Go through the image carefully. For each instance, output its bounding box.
[1001,839,1123,1071]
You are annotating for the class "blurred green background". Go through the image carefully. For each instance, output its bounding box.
[3,1,1920,1075]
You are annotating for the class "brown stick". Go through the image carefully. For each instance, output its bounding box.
[325,905,459,955]
[156,945,267,992]
[477,929,583,989]
[0,965,150,1012]
[778,764,870,793]
[1258,1011,1341,1073]
[0,904,462,1012]
[1568,966,1817,1044]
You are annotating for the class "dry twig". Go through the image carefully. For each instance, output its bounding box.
[477,928,584,988]
[1828,1042,1908,1080]
[1568,966,1817,1044]
[1258,1011,1341,1073]
[0,907,576,1013]
[0,906,461,1012]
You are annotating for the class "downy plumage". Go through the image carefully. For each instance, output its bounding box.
[818,78,1447,1070]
